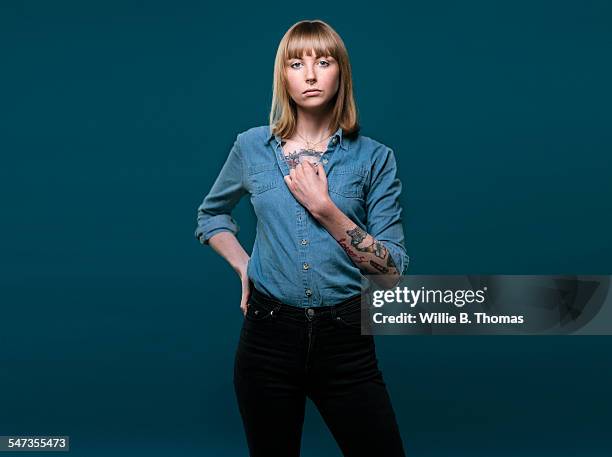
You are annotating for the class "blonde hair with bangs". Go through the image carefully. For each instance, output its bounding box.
[269,20,360,140]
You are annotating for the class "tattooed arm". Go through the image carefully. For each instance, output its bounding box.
[284,158,407,289]
[310,201,401,288]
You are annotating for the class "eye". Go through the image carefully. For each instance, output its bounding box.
[318,60,330,67]
[290,62,303,69]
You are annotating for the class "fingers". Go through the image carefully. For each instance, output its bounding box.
[304,160,319,175]
[302,161,315,171]
[295,163,305,179]
[283,175,294,192]
[317,161,326,177]
[241,301,250,316]
[295,162,319,179]
[285,169,296,184]
[284,161,325,193]
[241,278,251,316]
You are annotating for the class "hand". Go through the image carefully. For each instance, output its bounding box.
[239,268,251,317]
[283,161,332,216]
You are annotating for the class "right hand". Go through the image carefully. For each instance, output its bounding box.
[240,272,251,316]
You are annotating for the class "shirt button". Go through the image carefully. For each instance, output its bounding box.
[322,158,328,164]
[305,288,312,297]
[307,308,315,317]
[303,262,310,270]
[301,239,308,246]
[331,137,338,145]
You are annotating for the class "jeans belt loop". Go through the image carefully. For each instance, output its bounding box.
[271,304,281,319]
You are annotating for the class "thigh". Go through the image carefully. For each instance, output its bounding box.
[311,369,406,457]
[309,320,406,456]
[233,373,306,457]
[233,307,307,457]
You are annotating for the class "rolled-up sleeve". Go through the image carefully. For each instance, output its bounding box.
[194,134,247,245]
[365,147,410,274]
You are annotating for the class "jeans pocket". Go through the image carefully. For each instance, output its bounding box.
[335,305,363,330]
[244,301,276,322]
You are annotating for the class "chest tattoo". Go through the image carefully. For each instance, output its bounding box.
[281,141,325,169]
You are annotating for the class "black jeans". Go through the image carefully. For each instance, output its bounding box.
[233,282,406,457]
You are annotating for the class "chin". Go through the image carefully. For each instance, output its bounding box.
[298,99,331,110]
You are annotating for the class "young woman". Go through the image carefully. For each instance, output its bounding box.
[195,19,409,457]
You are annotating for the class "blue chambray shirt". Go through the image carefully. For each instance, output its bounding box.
[194,125,409,308]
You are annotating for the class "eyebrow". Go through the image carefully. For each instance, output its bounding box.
[287,55,334,61]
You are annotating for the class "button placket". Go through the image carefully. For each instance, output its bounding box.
[259,129,348,307]
[268,133,324,306]
[296,201,313,305]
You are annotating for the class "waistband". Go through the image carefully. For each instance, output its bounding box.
[248,280,362,321]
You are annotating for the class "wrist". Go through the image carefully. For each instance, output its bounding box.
[235,258,250,280]
[310,197,336,221]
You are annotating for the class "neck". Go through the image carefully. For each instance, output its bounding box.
[294,105,334,141]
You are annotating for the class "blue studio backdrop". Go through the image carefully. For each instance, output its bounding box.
[1,1,611,456]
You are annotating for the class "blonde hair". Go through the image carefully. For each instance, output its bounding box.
[269,20,360,140]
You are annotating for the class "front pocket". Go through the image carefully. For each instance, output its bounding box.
[335,306,363,329]
[244,302,275,322]
[247,162,281,195]
[328,166,368,199]
[336,315,361,330]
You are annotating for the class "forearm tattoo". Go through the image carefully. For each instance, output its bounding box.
[369,260,389,274]
[345,225,398,274]
[346,227,367,246]
[347,226,390,260]
[338,238,367,263]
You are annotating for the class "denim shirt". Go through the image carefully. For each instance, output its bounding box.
[194,125,409,308]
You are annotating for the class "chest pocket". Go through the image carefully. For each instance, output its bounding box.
[247,162,281,195]
[328,165,368,199]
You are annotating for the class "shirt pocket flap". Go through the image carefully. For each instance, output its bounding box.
[328,165,368,198]
[247,162,281,195]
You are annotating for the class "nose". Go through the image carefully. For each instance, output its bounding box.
[305,63,316,83]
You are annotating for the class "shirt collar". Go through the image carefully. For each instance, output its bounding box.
[266,125,347,150]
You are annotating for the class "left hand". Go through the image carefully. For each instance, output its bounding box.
[283,160,331,216]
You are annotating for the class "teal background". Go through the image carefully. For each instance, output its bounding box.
[1,1,611,456]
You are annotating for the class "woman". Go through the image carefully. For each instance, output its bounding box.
[195,19,409,457]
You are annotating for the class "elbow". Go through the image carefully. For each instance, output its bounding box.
[195,213,240,246]
[370,242,407,289]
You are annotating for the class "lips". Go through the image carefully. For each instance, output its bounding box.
[303,89,322,94]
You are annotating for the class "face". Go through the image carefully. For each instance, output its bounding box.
[285,49,340,113]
